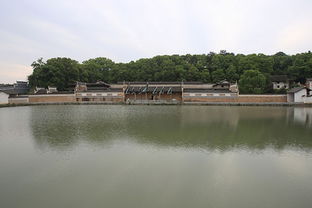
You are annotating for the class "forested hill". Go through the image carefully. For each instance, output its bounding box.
[28,51,312,93]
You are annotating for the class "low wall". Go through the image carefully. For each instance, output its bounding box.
[76,97,124,103]
[28,94,76,103]
[304,96,312,103]
[183,96,237,102]
[9,97,29,104]
[237,95,287,103]
[183,94,287,103]
[8,93,289,105]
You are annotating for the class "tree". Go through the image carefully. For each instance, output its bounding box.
[28,57,80,90]
[211,69,225,82]
[239,70,266,94]
[81,57,114,83]
[225,65,239,82]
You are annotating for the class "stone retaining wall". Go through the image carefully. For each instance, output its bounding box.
[28,94,76,103]
[183,94,287,103]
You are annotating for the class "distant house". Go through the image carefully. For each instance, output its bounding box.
[13,81,29,94]
[0,91,9,104]
[47,86,58,94]
[287,87,312,103]
[34,87,48,94]
[0,84,14,91]
[0,81,29,95]
[306,78,312,90]
[212,80,231,89]
[271,75,290,90]
[75,81,111,92]
[74,81,123,102]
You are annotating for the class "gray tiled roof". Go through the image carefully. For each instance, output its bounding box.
[118,81,203,85]
[271,75,289,82]
[287,87,305,93]
[184,88,232,93]
[125,86,181,94]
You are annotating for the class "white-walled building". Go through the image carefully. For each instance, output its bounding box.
[0,91,9,104]
[271,75,290,90]
[287,87,312,103]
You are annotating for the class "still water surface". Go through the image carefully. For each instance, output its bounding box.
[0,105,312,208]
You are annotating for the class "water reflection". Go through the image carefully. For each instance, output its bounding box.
[30,105,312,151]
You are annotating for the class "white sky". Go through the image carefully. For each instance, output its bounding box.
[0,0,312,83]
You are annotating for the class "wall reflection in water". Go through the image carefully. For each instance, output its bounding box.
[30,105,312,151]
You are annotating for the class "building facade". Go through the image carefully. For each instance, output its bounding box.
[0,91,9,104]
[287,87,312,103]
[271,75,290,90]
[74,82,124,103]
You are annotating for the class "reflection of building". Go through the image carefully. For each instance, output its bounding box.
[293,108,312,126]
[271,75,290,90]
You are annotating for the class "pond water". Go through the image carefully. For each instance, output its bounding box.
[0,105,312,208]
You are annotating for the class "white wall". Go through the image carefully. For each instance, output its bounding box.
[294,89,307,103]
[304,96,312,103]
[307,81,312,90]
[287,93,294,102]
[0,92,9,104]
[273,81,289,89]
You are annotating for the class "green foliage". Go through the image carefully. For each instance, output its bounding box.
[28,51,312,93]
[239,70,266,94]
[273,88,287,94]
[29,57,80,90]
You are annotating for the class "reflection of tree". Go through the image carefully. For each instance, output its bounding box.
[30,106,126,150]
[30,105,312,151]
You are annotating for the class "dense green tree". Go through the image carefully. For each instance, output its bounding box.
[81,57,114,83]
[29,57,80,90]
[239,70,266,94]
[225,65,239,82]
[211,69,225,82]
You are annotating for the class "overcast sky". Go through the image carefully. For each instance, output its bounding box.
[0,0,312,83]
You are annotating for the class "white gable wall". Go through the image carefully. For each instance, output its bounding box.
[294,89,307,103]
[307,80,312,90]
[0,92,9,104]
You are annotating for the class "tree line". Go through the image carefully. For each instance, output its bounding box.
[28,51,312,94]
